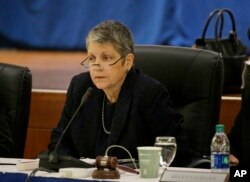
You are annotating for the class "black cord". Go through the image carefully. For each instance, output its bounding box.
[105,145,139,174]
[25,167,54,182]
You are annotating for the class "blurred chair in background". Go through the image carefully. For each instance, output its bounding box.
[135,45,224,168]
[0,63,32,158]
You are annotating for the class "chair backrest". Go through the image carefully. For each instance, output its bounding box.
[134,45,224,158]
[0,63,32,158]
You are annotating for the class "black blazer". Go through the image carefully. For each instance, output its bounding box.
[48,68,190,166]
[229,81,250,167]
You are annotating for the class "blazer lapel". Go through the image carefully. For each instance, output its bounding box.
[108,92,132,146]
[108,69,137,146]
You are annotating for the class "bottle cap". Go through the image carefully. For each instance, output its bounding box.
[215,124,224,132]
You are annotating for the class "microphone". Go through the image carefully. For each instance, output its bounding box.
[248,27,250,40]
[38,87,94,171]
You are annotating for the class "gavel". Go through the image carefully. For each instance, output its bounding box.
[92,145,138,179]
[95,156,118,170]
[92,156,120,179]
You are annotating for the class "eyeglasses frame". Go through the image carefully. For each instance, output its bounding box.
[81,56,125,68]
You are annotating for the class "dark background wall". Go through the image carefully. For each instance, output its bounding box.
[0,0,249,52]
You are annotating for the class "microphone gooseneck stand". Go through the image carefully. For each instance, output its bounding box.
[38,87,94,171]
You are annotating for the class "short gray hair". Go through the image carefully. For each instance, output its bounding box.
[86,20,134,56]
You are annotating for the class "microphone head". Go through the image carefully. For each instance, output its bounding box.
[80,87,94,105]
[248,27,250,40]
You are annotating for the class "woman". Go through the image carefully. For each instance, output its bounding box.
[229,63,250,167]
[48,20,190,166]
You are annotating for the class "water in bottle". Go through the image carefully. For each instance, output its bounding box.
[210,124,230,172]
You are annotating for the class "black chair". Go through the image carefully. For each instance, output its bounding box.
[0,63,32,158]
[134,45,224,168]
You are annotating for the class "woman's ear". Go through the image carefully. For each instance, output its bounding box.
[124,53,134,70]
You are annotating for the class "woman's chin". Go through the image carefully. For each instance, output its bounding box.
[94,83,108,90]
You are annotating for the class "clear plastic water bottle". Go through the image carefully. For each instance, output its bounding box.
[210,124,230,172]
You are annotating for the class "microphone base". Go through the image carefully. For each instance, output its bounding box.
[38,153,94,172]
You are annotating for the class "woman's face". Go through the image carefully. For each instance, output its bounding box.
[87,41,134,92]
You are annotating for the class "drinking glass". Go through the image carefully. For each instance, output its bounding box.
[154,136,177,168]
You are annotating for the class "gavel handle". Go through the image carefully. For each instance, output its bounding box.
[117,165,139,174]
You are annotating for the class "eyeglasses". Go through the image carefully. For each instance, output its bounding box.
[81,56,124,69]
